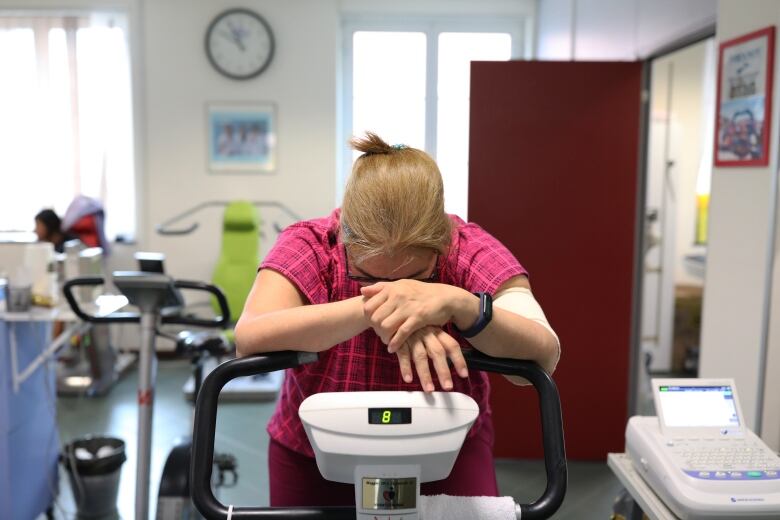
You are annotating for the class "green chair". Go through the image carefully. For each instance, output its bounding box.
[211,201,260,328]
[181,200,284,401]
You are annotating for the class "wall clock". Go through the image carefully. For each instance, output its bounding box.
[205,8,275,80]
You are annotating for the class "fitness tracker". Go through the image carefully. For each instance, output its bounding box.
[455,292,493,338]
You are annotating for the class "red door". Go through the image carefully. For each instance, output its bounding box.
[468,61,642,460]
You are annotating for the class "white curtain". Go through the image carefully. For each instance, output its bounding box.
[0,13,135,240]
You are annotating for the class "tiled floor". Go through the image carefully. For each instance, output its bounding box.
[51,359,624,519]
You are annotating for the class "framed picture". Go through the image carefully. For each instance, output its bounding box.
[714,26,775,167]
[207,103,276,172]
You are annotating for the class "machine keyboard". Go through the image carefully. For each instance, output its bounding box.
[667,439,780,479]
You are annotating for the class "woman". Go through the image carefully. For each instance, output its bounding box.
[34,209,77,253]
[234,132,560,506]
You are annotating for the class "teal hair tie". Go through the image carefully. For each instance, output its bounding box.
[392,144,408,150]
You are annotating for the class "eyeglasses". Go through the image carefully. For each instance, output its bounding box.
[345,250,439,285]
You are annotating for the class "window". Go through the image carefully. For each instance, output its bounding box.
[0,14,136,241]
[343,18,523,219]
[352,31,427,151]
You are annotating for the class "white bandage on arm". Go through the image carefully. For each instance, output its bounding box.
[493,287,561,374]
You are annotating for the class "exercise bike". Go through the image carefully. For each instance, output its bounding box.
[190,350,568,519]
[63,271,238,520]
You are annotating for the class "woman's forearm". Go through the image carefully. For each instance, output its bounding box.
[473,308,559,373]
[234,296,369,356]
[450,291,559,373]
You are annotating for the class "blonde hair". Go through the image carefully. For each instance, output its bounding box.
[341,132,452,261]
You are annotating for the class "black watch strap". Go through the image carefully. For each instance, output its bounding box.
[454,292,493,338]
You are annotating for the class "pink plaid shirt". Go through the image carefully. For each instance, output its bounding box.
[261,209,527,457]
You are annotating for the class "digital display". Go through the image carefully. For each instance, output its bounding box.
[368,408,412,425]
[659,385,740,428]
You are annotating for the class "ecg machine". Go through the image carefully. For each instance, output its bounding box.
[626,378,780,519]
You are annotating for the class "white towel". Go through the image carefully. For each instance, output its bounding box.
[420,495,518,520]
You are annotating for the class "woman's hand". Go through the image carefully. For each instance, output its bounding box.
[361,280,463,351]
[394,326,468,392]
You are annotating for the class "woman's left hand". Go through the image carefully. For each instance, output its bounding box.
[394,326,469,392]
[361,280,460,351]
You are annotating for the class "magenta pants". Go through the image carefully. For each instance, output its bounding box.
[268,420,498,507]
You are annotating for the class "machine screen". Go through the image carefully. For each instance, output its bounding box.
[368,408,412,425]
[658,385,740,428]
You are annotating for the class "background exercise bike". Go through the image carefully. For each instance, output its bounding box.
[190,349,568,519]
[64,271,239,520]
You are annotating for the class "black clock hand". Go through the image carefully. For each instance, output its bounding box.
[233,33,246,52]
[226,21,246,52]
[219,29,238,47]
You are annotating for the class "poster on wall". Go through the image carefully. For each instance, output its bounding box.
[207,103,276,172]
[715,26,775,167]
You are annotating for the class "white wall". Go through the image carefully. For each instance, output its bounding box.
[536,0,716,60]
[536,0,573,59]
[143,0,340,281]
[700,0,780,445]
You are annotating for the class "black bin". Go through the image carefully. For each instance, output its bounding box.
[62,436,126,520]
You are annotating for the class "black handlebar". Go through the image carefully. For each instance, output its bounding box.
[465,350,568,519]
[63,276,140,323]
[168,280,231,328]
[62,276,231,329]
[191,350,567,519]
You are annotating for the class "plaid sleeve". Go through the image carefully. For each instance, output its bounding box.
[455,223,528,295]
[260,223,331,305]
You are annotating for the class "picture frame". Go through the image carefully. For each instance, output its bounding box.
[714,26,775,167]
[207,103,276,172]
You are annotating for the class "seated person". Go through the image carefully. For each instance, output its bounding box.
[34,209,77,253]
[234,132,561,507]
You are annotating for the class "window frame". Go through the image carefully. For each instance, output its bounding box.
[339,14,527,205]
